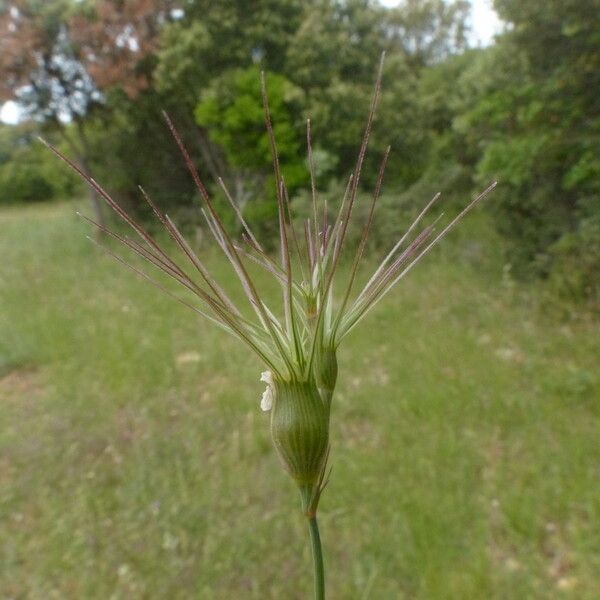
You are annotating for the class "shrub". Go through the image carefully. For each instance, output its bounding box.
[548,215,600,306]
[0,125,80,204]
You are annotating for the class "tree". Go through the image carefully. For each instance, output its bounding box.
[435,0,600,299]
[0,0,175,224]
[150,0,310,216]
[0,0,105,221]
[385,0,470,70]
[195,67,307,216]
[285,0,455,187]
[70,0,176,97]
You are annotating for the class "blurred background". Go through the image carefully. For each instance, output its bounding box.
[1,1,599,598]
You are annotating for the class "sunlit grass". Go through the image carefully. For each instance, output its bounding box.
[1,201,599,598]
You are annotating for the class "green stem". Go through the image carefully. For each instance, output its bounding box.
[308,515,325,600]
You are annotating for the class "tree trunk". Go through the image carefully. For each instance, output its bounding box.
[78,154,106,235]
[60,120,107,235]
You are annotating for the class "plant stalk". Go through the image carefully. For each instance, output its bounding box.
[308,515,325,600]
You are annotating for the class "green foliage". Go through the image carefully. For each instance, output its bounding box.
[194,67,308,243]
[97,1,313,219]
[284,2,431,187]
[548,216,600,304]
[0,125,80,203]
[449,1,600,295]
[133,0,467,217]
[291,160,475,263]
[84,88,197,210]
[195,67,307,190]
[0,152,53,203]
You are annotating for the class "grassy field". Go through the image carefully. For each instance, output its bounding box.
[1,200,599,599]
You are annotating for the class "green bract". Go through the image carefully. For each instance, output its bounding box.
[270,377,330,516]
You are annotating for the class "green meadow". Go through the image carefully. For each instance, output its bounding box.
[1,201,599,599]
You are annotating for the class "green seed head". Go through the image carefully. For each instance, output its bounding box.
[55,51,495,522]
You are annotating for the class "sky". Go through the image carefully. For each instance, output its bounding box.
[468,0,503,45]
[1,1,503,125]
[0,102,20,125]
[380,0,503,46]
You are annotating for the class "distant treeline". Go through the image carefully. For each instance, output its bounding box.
[0,1,598,301]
